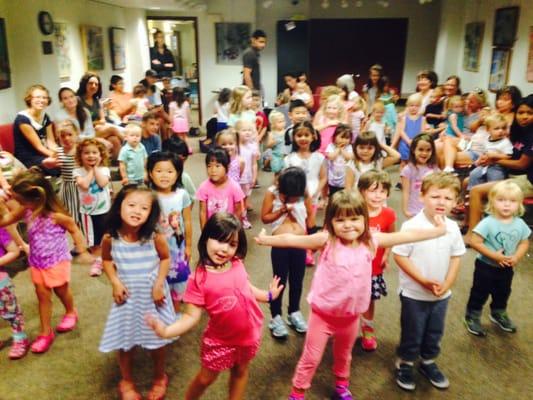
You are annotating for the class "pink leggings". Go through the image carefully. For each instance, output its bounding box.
[292,309,360,390]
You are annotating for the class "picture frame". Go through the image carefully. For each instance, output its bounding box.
[54,22,71,80]
[463,22,484,72]
[80,25,104,70]
[492,6,519,47]
[488,48,511,92]
[0,18,11,90]
[109,27,126,70]
[215,22,251,65]
[527,26,533,82]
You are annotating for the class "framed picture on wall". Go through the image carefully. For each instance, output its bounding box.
[463,22,484,71]
[0,18,11,90]
[215,23,251,65]
[492,7,519,47]
[109,27,126,70]
[488,48,511,92]
[80,25,104,70]
[527,26,533,82]
[54,22,71,80]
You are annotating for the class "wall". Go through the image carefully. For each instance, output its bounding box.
[0,0,148,123]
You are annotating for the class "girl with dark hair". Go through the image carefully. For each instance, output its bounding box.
[169,87,191,148]
[56,87,95,139]
[416,70,438,114]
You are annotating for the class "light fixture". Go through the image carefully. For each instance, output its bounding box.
[341,0,349,8]
[377,0,389,7]
[285,21,296,31]
[262,0,273,8]
[355,0,363,7]
[321,0,330,9]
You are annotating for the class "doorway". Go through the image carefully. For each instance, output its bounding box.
[146,17,201,124]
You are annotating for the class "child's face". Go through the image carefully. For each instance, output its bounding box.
[325,102,340,118]
[207,161,227,184]
[492,193,520,219]
[242,91,253,109]
[515,104,533,127]
[238,123,255,143]
[362,183,388,210]
[206,235,238,265]
[125,129,142,147]
[121,191,152,229]
[487,122,507,141]
[421,186,457,218]
[252,95,261,110]
[294,129,314,151]
[451,101,464,114]
[335,133,350,147]
[373,108,384,121]
[356,144,376,163]
[496,93,513,113]
[430,90,443,104]
[217,134,237,156]
[143,118,160,135]
[331,213,366,244]
[81,144,102,167]
[406,101,421,116]
[289,107,309,124]
[417,77,431,92]
[272,116,286,132]
[295,83,306,94]
[414,140,433,165]
[162,79,171,90]
[465,93,481,112]
[369,69,381,84]
[150,160,178,192]
[59,130,76,149]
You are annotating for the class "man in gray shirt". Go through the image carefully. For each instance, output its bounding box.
[242,30,267,90]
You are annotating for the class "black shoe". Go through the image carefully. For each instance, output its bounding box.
[395,182,402,191]
[489,311,517,333]
[418,362,449,389]
[396,362,416,391]
[464,316,487,337]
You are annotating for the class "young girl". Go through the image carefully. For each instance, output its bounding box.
[265,110,287,174]
[445,95,465,138]
[169,87,192,151]
[0,169,90,354]
[216,129,244,184]
[74,138,112,276]
[128,84,151,122]
[215,88,231,132]
[255,190,447,399]
[344,131,400,189]
[400,133,439,218]
[261,167,315,339]
[146,212,283,400]
[313,94,346,154]
[325,124,354,197]
[378,76,398,137]
[364,101,388,145]
[236,120,259,229]
[147,152,192,312]
[99,185,176,400]
[227,85,255,127]
[464,180,530,337]
[349,96,367,142]
[196,148,245,229]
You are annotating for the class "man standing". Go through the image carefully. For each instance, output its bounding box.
[242,30,267,91]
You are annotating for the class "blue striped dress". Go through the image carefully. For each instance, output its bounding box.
[99,235,176,352]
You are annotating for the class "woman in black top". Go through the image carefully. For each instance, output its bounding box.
[149,29,176,78]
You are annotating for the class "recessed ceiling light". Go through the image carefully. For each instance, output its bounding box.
[149,7,161,10]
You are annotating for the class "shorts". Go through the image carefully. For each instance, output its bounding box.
[200,337,260,372]
[240,183,252,197]
[465,150,480,162]
[30,260,71,288]
[371,274,388,300]
[169,281,187,302]
[508,174,533,198]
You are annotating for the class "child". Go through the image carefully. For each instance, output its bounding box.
[284,99,310,154]
[118,124,148,185]
[265,110,287,174]
[0,169,90,354]
[74,138,112,276]
[416,70,437,114]
[0,225,28,359]
[364,100,388,145]
[236,120,259,229]
[261,167,315,339]
[99,185,176,400]
[325,124,354,196]
[424,85,446,129]
[147,152,192,312]
[464,181,530,336]
[146,212,283,400]
[313,94,346,154]
[378,76,398,137]
[216,129,244,184]
[128,84,151,122]
[349,96,367,142]
[392,172,466,391]
[141,111,162,155]
[445,95,466,138]
[291,81,312,104]
[169,87,191,150]
[162,136,197,203]
[345,131,400,188]
[401,133,439,218]
[252,90,268,143]
[357,170,396,351]
[227,85,255,127]
[467,114,513,190]
[256,189,447,400]
[196,147,245,229]
[214,88,231,132]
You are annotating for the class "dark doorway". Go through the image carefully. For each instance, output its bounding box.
[276,20,310,94]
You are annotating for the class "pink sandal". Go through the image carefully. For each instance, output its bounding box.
[147,374,169,400]
[30,332,55,354]
[90,258,103,277]
[8,338,29,360]
[56,312,78,333]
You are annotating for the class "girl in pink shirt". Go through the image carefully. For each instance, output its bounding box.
[256,190,446,400]
[147,212,283,400]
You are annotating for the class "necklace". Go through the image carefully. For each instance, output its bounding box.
[206,261,229,270]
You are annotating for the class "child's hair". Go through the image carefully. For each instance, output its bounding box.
[278,167,306,197]
[277,91,291,105]
[172,87,187,107]
[162,136,189,159]
[409,133,437,167]
[357,169,391,195]
[352,96,367,113]
[381,76,390,89]
[268,110,285,127]
[142,110,159,123]
[11,168,68,216]
[496,85,522,112]
[332,124,352,143]
[406,93,423,106]
[205,147,230,172]
[251,89,261,99]
[229,85,251,115]
[106,185,161,242]
[322,95,346,121]
[234,119,255,135]
[486,180,525,216]
[218,88,231,105]
[215,128,240,151]
[197,212,247,265]
[147,151,183,191]
[75,138,109,166]
[420,171,461,197]
[484,113,507,130]
[132,84,146,97]
[289,99,306,112]
[324,190,372,249]
[353,131,381,164]
[336,74,355,98]
[448,95,464,109]
[124,123,142,136]
[57,119,79,139]
[319,86,343,104]
[416,70,438,89]
[291,121,320,152]
[432,85,444,98]
[371,100,385,114]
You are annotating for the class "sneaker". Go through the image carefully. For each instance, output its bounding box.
[395,362,416,391]
[395,182,402,191]
[361,324,378,351]
[489,311,517,333]
[305,250,314,266]
[287,311,308,333]
[8,339,29,360]
[269,315,289,339]
[463,316,486,337]
[90,258,103,277]
[30,332,55,354]
[56,312,78,333]
[242,218,252,230]
[443,166,455,174]
[332,383,353,399]
[419,361,450,389]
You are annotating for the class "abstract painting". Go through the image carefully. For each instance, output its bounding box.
[81,25,104,70]
[463,22,484,71]
[215,23,251,65]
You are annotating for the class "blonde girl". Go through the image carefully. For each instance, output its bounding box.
[236,119,259,229]
[266,110,287,173]
[216,129,244,184]
[444,95,466,138]
[349,96,367,141]
[364,100,388,145]
[227,85,255,127]
[313,94,347,154]
[256,190,446,399]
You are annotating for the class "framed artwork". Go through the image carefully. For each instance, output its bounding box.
[527,27,533,82]
[215,23,251,65]
[80,25,104,70]
[54,22,71,80]
[488,48,511,92]
[109,27,126,70]
[492,7,519,47]
[0,18,10,90]
[463,22,484,71]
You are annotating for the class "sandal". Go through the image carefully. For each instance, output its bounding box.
[30,332,55,354]
[118,380,142,400]
[147,374,169,400]
[56,311,78,333]
[8,338,29,360]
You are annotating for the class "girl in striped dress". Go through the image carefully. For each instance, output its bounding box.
[99,185,176,400]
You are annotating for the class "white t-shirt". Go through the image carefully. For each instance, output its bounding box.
[284,152,325,202]
[368,120,386,144]
[214,101,230,123]
[73,166,111,215]
[392,211,466,301]
[485,137,513,155]
[291,92,311,104]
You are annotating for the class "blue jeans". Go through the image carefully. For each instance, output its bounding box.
[397,294,449,362]
[468,165,507,190]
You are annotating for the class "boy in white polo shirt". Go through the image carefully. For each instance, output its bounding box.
[392,172,466,392]
[118,123,147,185]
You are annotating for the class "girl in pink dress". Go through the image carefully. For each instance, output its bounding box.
[169,87,191,152]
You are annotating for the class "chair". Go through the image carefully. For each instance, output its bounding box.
[0,123,14,154]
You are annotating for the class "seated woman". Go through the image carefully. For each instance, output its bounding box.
[108,75,133,121]
[281,72,314,109]
[76,73,123,160]
[13,84,59,174]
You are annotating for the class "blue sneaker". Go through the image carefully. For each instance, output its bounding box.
[419,362,449,389]
[396,362,416,391]
[269,315,289,339]
[287,311,308,333]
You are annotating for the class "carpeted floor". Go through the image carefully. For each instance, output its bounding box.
[0,138,531,400]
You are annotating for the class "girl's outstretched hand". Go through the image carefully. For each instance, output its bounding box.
[269,276,284,300]
[145,314,166,337]
[112,280,129,305]
[254,228,269,246]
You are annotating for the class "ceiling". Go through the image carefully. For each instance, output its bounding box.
[95,0,208,11]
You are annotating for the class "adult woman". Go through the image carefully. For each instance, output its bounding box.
[149,29,176,78]
[281,72,313,109]
[108,75,133,120]
[56,87,96,139]
[76,73,123,159]
[495,85,522,127]
[443,75,462,98]
[13,84,59,173]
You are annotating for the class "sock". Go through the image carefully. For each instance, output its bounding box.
[443,166,455,173]
[396,358,414,368]
[422,358,435,365]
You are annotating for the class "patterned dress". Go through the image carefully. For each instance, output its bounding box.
[57,147,80,227]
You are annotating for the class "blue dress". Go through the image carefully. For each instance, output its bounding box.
[398,116,423,161]
[270,133,286,173]
[99,235,176,352]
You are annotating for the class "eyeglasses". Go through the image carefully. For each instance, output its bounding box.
[32,96,49,100]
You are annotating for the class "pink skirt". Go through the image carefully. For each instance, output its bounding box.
[172,117,189,134]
